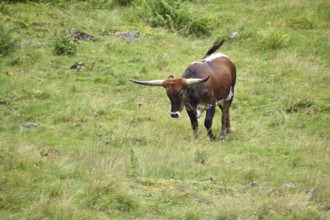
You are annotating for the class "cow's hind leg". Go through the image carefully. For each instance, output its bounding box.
[218,100,231,142]
[218,104,226,142]
[218,88,234,141]
[224,100,232,134]
[225,88,234,134]
[204,104,216,140]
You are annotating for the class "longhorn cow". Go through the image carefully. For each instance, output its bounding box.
[130,38,236,141]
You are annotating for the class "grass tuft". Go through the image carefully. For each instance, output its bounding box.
[0,1,329,219]
[52,35,77,56]
[258,25,291,50]
[137,0,211,37]
[0,22,16,56]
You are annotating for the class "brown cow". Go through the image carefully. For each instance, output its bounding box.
[130,38,236,141]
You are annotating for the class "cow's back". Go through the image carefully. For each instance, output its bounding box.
[183,54,236,103]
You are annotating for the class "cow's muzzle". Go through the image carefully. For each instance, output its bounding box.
[170,111,181,118]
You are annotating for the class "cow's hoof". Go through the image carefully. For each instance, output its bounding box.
[209,135,216,141]
[220,136,225,142]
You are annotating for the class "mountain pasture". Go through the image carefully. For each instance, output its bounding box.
[0,0,329,219]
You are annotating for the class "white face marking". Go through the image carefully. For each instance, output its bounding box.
[170,111,181,117]
[203,53,228,62]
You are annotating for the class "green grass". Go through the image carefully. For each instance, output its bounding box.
[0,0,329,219]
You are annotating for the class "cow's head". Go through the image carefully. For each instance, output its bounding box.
[130,75,210,118]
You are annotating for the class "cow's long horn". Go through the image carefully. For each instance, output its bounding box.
[129,79,164,86]
[185,76,210,85]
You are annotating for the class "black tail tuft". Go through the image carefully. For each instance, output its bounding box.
[203,38,225,58]
[202,32,238,59]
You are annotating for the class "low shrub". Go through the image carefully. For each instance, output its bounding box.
[137,0,211,37]
[0,3,10,14]
[258,27,290,50]
[53,35,77,56]
[0,23,16,56]
[287,16,315,29]
[112,0,135,6]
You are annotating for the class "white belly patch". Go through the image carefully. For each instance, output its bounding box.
[216,87,234,105]
[196,105,205,118]
[195,87,233,118]
[225,87,233,101]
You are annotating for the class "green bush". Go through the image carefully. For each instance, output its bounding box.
[138,0,211,37]
[188,17,210,37]
[112,0,135,6]
[53,35,77,56]
[258,27,290,50]
[1,0,41,2]
[0,23,16,56]
[0,3,10,14]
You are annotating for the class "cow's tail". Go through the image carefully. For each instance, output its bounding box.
[203,31,238,58]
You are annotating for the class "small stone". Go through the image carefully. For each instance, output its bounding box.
[40,148,61,158]
[269,189,282,197]
[57,30,97,41]
[283,182,295,189]
[20,123,38,128]
[114,31,141,42]
[159,53,169,59]
[306,187,315,201]
[264,110,275,116]
[326,203,330,211]
[0,98,10,105]
[10,57,24,66]
[250,181,258,187]
[70,61,85,71]
[209,177,217,185]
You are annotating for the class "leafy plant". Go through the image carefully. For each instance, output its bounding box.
[0,3,10,14]
[112,0,135,6]
[0,23,16,56]
[52,35,77,56]
[0,1,329,219]
[137,0,211,37]
[258,26,291,50]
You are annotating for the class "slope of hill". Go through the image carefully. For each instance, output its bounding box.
[0,0,329,219]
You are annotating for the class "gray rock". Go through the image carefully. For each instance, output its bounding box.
[283,182,295,189]
[209,177,217,185]
[0,98,10,105]
[70,61,85,71]
[114,31,141,42]
[20,123,38,128]
[326,203,330,211]
[57,30,97,41]
[306,187,315,201]
[264,110,276,116]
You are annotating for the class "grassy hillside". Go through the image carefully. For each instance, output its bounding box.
[0,0,329,219]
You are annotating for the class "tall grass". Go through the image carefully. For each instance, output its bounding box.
[0,0,329,219]
[0,22,16,56]
[52,35,77,56]
[137,0,212,37]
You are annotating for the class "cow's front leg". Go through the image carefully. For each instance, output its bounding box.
[186,107,198,139]
[204,104,216,140]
